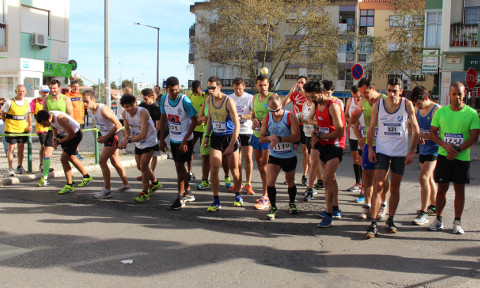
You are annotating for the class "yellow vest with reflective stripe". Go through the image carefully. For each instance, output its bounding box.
[34,98,48,133]
[5,98,28,133]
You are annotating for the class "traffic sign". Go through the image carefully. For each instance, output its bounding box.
[351,64,364,80]
[466,67,477,89]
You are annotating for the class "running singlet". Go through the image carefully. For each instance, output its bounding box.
[431,104,480,161]
[302,101,314,136]
[289,91,306,126]
[161,94,195,143]
[253,92,272,137]
[362,94,386,146]
[348,97,364,140]
[46,94,67,113]
[89,104,118,136]
[417,104,439,156]
[50,111,80,137]
[208,96,234,136]
[267,110,296,158]
[229,92,253,135]
[125,107,158,149]
[188,92,206,133]
[376,98,409,157]
[4,98,28,133]
[314,99,346,148]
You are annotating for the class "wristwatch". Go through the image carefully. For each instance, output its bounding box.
[455,146,461,153]
[128,138,132,143]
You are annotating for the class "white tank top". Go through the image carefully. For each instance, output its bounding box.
[163,94,193,143]
[51,111,80,137]
[302,101,314,136]
[89,104,118,136]
[348,97,365,140]
[376,97,409,157]
[125,107,158,149]
[229,92,254,135]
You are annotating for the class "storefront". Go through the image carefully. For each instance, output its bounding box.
[0,58,44,99]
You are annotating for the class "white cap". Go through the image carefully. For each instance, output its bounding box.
[40,85,50,92]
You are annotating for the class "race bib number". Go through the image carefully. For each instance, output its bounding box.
[382,123,402,136]
[273,142,292,153]
[420,128,430,135]
[361,126,366,137]
[169,122,181,134]
[212,120,226,133]
[444,133,464,147]
[318,127,329,141]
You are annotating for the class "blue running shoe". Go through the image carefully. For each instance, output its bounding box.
[317,215,333,228]
[233,195,243,207]
[355,195,365,204]
[319,210,341,219]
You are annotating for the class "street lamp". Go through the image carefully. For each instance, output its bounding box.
[134,22,160,86]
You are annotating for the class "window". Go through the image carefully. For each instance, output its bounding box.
[0,0,5,23]
[285,74,299,80]
[389,15,404,27]
[21,5,49,36]
[465,6,480,25]
[411,75,426,82]
[360,10,374,27]
[425,11,441,48]
[338,69,353,81]
[309,74,322,80]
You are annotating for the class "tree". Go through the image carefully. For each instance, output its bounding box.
[364,0,425,86]
[75,78,85,87]
[110,81,118,89]
[193,0,344,90]
[122,80,133,89]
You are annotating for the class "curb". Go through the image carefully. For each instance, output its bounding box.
[0,153,170,187]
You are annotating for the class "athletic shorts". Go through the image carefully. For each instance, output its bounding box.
[200,135,211,156]
[251,134,269,150]
[170,140,194,163]
[59,131,83,156]
[5,132,28,144]
[419,154,437,164]
[314,142,343,163]
[193,131,204,139]
[135,144,157,155]
[38,132,48,145]
[362,144,376,170]
[104,134,119,147]
[374,153,406,175]
[349,138,359,152]
[294,128,306,145]
[268,155,297,173]
[210,133,239,153]
[239,134,252,146]
[305,137,312,154]
[45,130,54,147]
[434,155,470,184]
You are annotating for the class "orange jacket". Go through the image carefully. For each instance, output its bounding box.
[66,92,84,124]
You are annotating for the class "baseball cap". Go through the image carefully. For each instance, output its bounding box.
[40,85,50,92]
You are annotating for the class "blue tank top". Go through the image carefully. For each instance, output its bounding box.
[267,111,296,159]
[417,104,439,156]
[209,96,235,136]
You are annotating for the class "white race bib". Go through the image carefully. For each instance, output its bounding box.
[273,142,292,153]
[420,128,430,135]
[382,123,402,136]
[169,122,181,134]
[213,120,226,133]
[444,133,464,147]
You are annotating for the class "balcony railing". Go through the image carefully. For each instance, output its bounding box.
[450,23,478,47]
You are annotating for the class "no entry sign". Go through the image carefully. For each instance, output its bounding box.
[351,64,364,80]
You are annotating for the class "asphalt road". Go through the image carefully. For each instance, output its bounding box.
[0,147,479,287]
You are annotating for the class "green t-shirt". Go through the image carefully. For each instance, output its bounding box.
[253,92,272,137]
[431,105,480,161]
[202,103,212,137]
[189,92,206,133]
[362,94,386,146]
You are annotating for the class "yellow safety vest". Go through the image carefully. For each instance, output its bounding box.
[5,98,28,133]
[34,98,48,133]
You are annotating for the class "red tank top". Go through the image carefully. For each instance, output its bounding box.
[314,99,346,148]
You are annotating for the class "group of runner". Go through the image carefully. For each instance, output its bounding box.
[3,75,479,237]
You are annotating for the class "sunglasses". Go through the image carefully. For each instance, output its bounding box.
[207,86,217,90]
[268,106,282,112]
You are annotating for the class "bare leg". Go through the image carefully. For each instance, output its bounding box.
[17,143,24,167]
[243,145,253,184]
[453,183,465,219]
[210,149,223,196]
[254,149,269,197]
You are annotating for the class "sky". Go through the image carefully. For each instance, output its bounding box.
[69,0,196,87]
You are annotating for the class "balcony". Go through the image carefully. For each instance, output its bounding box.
[450,23,478,48]
[189,53,194,64]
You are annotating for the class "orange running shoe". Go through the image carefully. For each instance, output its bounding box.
[228,183,245,193]
[254,197,269,210]
[245,184,255,195]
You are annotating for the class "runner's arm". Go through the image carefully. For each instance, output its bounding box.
[121,111,130,139]
[367,102,378,149]
[226,97,240,146]
[100,105,122,139]
[284,112,300,143]
[65,97,74,118]
[406,100,420,164]
[318,103,344,140]
[57,117,76,143]
[259,114,271,143]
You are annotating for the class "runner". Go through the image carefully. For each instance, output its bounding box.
[30,85,53,173]
[410,85,440,225]
[305,80,346,227]
[36,110,92,194]
[427,82,480,234]
[187,80,206,181]
[203,76,242,211]
[365,78,419,238]
[83,90,130,199]
[66,80,85,159]
[228,77,255,195]
[281,76,309,186]
[345,85,363,193]
[251,75,274,209]
[159,76,198,210]
[259,94,300,219]
[117,94,162,203]
[138,88,161,179]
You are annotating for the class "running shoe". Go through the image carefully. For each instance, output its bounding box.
[36,176,50,187]
[8,169,15,177]
[376,205,387,220]
[116,185,131,192]
[148,181,162,195]
[427,218,444,231]
[196,180,210,190]
[78,175,93,187]
[183,191,196,202]
[233,195,244,207]
[188,172,195,181]
[266,207,278,220]
[289,202,299,214]
[319,210,341,219]
[135,192,150,203]
[303,189,314,201]
[317,214,333,228]
[426,205,437,216]
[359,206,370,220]
[347,183,362,192]
[318,211,327,218]
[171,198,186,210]
[452,220,465,234]
[207,200,221,212]
[228,183,245,193]
[245,184,255,195]
[385,219,398,233]
[313,180,324,190]
[254,197,269,210]
[355,194,365,204]
[412,213,429,225]
[366,223,377,239]
[301,175,307,186]
[224,176,232,188]
[94,188,113,199]
[58,184,74,194]
[16,166,26,174]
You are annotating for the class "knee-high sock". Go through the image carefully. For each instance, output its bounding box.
[43,157,50,179]
[267,186,277,207]
[288,185,297,203]
[354,164,362,184]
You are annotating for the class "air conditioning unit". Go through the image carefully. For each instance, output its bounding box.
[31,33,48,48]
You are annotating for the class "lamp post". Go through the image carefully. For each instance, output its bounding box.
[134,22,160,86]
